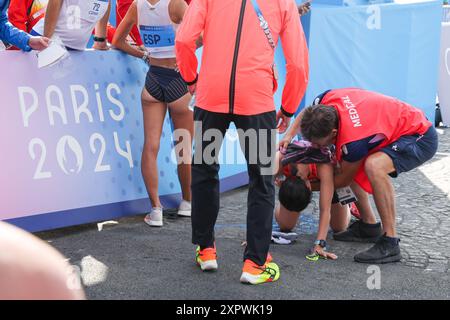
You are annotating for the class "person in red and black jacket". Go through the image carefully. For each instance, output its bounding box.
[8,0,47,33]
[0,0,48,51]
[9,0,116,48]
[116,0,142,46]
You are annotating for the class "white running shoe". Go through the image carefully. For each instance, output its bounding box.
[177,200,191,217]
[144,207,163,227]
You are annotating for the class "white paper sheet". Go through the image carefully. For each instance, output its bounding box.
[37,37,69,68]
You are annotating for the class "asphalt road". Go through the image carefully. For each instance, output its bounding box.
[37,128,450,300]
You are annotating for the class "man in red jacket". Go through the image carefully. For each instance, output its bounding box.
[284,88,438,264]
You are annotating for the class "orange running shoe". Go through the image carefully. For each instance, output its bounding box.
[240,253,280,285]
[196,246,218,271]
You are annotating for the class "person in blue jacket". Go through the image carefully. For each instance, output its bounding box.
[0,0,49,51]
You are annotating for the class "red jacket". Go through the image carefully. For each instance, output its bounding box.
[176,0,309,116]
[8,0,115,43]
[8,0,46,33]
[321,88,432,193]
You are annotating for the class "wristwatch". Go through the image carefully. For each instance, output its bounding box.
[93,36,106,42]
[142,50,150,64]
[314,240,327,250]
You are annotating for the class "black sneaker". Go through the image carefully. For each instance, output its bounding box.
[354,234,402,264]
[333,220,382,243]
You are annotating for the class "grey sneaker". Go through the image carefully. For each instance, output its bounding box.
[177,200,191,217]
[354,234,402,264]
[333,220,382,243]
[144,207,163,227]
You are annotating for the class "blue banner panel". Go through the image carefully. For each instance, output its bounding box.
[294,0,442,121]
[0,50,248,232]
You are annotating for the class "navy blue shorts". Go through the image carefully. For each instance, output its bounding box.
[381,126,438,177]
[145,65,188,103]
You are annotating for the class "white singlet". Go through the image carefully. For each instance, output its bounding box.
[137,0,179,59]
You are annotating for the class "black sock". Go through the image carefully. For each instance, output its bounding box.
[361,221,381,227]
[383,235,400,246]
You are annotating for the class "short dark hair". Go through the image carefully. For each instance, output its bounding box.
[300,105,338,141]
[278,177,312,212]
